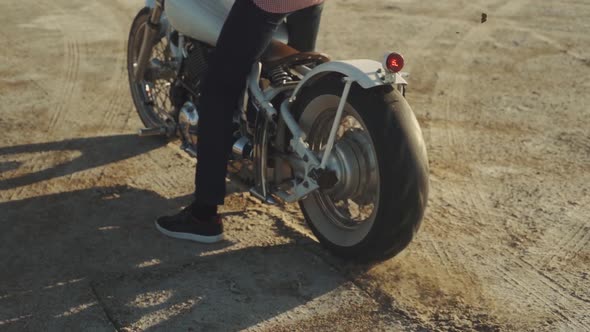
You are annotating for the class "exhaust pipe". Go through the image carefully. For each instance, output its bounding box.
[232,137,252,159]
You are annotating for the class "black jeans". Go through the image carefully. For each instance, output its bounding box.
[287,3,324,52]
[195,0,322,205]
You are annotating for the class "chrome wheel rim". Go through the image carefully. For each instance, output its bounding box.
[300,95,380,246]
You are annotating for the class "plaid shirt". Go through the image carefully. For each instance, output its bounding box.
[253,0,324,13]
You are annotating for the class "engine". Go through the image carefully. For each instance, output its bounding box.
[176,40,254,160]
[182,39,211,94]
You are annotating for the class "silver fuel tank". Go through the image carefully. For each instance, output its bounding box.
[164,0,288,46]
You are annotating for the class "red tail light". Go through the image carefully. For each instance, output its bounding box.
[384,52,404,73]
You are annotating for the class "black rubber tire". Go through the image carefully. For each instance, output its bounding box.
[292,74,429,261]
[127,8,171,129]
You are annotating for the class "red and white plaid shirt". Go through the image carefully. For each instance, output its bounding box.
[253,0,324,13]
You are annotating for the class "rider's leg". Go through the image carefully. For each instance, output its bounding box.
[194,0,286,211]
[286,3,324,52]
[156,0,286,243]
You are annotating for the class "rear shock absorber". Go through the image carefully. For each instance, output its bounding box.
[269,66,293,85]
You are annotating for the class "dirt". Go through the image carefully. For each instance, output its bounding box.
[1,0,589,331]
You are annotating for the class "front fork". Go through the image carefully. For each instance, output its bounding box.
[133,0,165,80]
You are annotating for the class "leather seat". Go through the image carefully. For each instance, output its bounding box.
[261,40,330,70]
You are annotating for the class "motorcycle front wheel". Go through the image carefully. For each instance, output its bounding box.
[293,75,429,261]
[127,8,175,131]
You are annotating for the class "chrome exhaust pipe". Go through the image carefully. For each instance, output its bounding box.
[232,136,252,159]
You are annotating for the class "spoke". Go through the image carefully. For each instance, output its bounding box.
[146,39,173,121]
[310,112,378,227]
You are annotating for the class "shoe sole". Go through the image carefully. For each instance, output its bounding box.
[155,221,224,244]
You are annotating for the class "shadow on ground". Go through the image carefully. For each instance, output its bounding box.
[0,186,362,331]
[0,134,166,190]
[0,134,393,331]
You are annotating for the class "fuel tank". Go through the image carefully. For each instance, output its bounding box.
[165,0,288,46]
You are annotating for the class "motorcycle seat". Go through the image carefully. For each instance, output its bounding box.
[261,40,330,71]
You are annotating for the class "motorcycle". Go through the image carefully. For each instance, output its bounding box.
[127,0,429,261]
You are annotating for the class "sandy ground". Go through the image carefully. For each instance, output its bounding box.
[1,0,589,331]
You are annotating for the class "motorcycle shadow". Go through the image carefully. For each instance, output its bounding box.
[0,134,167,191]
[0,186,378,331]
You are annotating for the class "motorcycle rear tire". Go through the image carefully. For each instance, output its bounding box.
[293,75,429,261]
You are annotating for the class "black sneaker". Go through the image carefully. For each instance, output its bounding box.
[155,207,224,243]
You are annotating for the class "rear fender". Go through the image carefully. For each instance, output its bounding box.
[290,59,407,102]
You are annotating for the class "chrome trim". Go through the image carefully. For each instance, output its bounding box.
[252,115,270,199]
[275,100,321,203]
[178,101,199,148]
[248,62,277,120]
[232,136,251,159]
[262,84,297,102]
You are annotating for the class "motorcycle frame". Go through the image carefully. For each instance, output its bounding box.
[137,1,410,204]
[246,61,407,203]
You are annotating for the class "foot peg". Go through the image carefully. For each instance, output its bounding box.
[138,126,167,137]
[249,188,278,205]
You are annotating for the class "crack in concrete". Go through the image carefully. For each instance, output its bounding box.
[90,281,123,332]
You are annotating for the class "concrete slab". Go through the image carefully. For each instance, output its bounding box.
[0,187,294,331]
[92,246,406,331]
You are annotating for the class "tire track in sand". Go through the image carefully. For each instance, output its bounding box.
[495,261,588,329]
[28,2,83,133]
[541,222,590,269]
[48,38,80,131]
[398,1,484,276]
[0,3,82,200]
[82,2,133,133]
[100,62,129,132]
[429,0,589,328]
[405,0,512,278]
